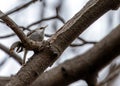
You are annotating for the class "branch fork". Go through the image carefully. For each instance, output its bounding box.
[0,10,49,54]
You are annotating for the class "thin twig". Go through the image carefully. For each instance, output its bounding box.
[57,15,65,24]
[0,57,8,67]
[70,37,97,47]
[0,10,29,44]
[0,0,39,18]
[70,42,96,47]
[0,33,15,39]
[40,0,46,19]
[97,64,120,86]
[0,26,31,39]
[27,15,65,28]
[55,0,65,24]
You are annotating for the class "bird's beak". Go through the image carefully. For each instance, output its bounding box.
[39,25,48,30]
[41,25,48,30]
[43,25,48,29]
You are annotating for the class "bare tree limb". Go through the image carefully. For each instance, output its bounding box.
[55,0,65,24]
[70,37,97,47]
[70,41,97,47]
[49,0,120,53]
[5,0,120,86]
[27,15,65,29]
[0,26,30,39]
[31,24,120,86]
[27,0,65,29]
[1,25,120,86]
[40,0,46,19]
[0,33,15,39]
[97,64,120,86]
[0,11,27,42]
[0,77,10,86]
[0,57,8,67]
[0,10,42,51]
[0,43,22,65]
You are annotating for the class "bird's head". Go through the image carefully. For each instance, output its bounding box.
[39,25,48,30]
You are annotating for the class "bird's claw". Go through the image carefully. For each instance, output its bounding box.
[10,41,24,53]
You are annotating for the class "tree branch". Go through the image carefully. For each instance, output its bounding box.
[0,0,39,17]
[97,64,120,86]
[27,15,65,29]
[49,0,120,53]
[70,37,97,47]
[0,77,10,86]
[0,10,41,51]
[0,26,30,39]
[0,33,15,39]
[0,11,27,42]
[5,0,120,86]
[1,24,120,86]
[31,24,120,86]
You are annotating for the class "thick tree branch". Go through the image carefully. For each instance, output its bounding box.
[0,11,27,43]
[0,43,22,65]
[31,24,120,86]
[1,25,120,86]
[0,77,10,86]
[0,11,43,51]
[49,0,120,53]
[97,64,120,86]
[5,0,120,86]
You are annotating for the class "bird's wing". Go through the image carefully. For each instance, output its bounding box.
[27,30,36,37]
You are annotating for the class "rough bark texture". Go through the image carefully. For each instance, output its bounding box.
[1,25,120,86]
[29,25,120,86]
[0,77,10,86]
[5,0,120,86]
[49,0,120,53]
[2,25,120,86]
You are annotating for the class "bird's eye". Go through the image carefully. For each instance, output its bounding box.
[40,27,45,30]
[39,27,43,29]
[39,28,42,30]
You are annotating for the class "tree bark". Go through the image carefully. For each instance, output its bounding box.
[0,77,10,86]
[1,25,120,86]
[29,24,120,86]
[5,0,120,86]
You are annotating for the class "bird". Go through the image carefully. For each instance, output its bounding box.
[23,25,47,64]
[9,25,47,65]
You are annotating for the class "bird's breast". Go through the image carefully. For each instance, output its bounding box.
[28,31,44,41]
